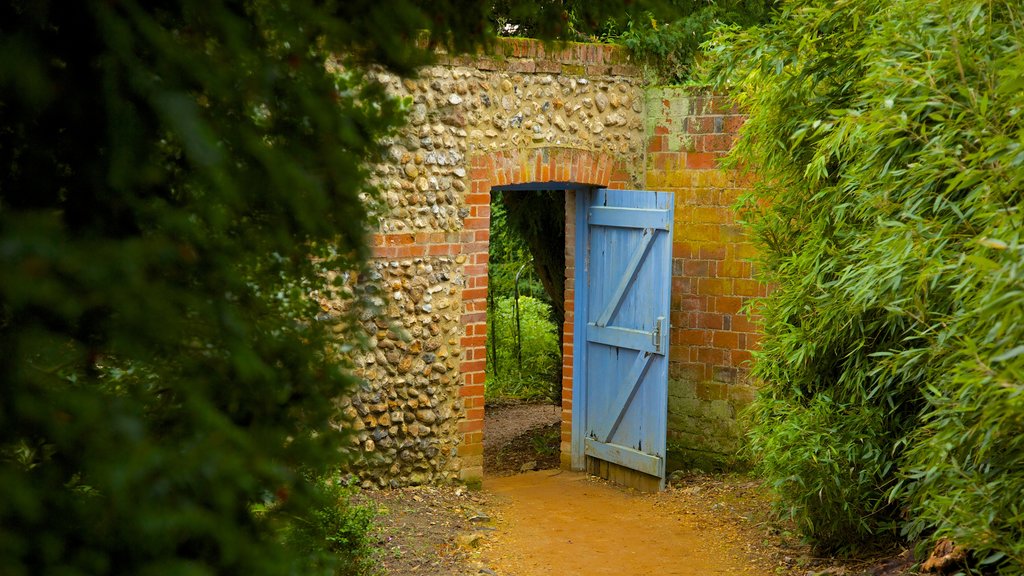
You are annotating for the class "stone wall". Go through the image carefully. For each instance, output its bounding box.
[340,256,466,487]
[644,87,763,470]
[345,39,647,488]
[337,38,764,486]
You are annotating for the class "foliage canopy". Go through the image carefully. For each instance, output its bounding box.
[619,0,778,84]
[491,191,566,320]
[712,0,1024,568]
[486,194,548,307]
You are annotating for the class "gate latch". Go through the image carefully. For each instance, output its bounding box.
[652,316,664,354]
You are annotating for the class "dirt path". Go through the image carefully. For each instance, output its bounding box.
[481,470,766,576]
[366,467,909,576]
[366,407,909,576]
[484,403,562,475]
[484,403,560,449]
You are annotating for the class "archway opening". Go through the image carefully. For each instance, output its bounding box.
[481,182,575,477]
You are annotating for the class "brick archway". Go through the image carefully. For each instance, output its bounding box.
[456,147,637,482]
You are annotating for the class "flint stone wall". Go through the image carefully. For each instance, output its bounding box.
[342,39,648,488]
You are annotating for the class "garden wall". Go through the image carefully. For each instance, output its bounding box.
[337,39,762,488]
[341,39,647,488]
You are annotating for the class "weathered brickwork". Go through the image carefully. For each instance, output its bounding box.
[645,87,763,468]
[560,191,577,470]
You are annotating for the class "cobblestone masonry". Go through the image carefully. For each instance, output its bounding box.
[340,40,762,487]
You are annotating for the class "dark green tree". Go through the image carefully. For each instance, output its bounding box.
[0,2,424,574]
[0,1,665,574]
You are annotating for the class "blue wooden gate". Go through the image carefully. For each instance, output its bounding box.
[572,188,673,490]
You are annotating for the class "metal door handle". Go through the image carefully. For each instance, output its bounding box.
[652,316,664,354]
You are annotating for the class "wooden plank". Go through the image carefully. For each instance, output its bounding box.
[586,457,662,492]
[585,324,655,353]
[576,188,674,489]
[602,351,654,442]
[595,228,655,327]
[589,207,671,230]
[585,438,664,478]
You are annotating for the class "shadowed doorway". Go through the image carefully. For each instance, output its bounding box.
[483,186,565,476]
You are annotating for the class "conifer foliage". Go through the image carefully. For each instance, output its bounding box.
[712,0,1024,568]
[0,1,660,574]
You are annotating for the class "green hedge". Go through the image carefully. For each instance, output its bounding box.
[712,0,1024,568]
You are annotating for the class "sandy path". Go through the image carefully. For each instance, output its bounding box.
[482,470,762,576]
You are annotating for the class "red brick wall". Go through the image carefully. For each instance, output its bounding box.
[644,88,764,466]
[560,191,576,469]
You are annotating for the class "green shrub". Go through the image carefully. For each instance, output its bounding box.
[617,0,778,84]
[745,395,901,551]
[486,296,560,402]
[712,0,1024,567]
[282,479,377,576]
